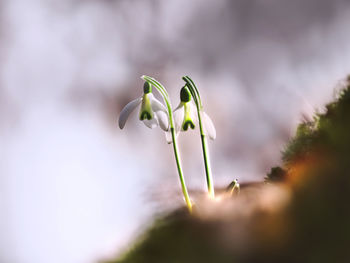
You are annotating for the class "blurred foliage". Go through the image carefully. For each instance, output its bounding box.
[282,120,319,166]
[103,76,350,263]
[265,167,287,182]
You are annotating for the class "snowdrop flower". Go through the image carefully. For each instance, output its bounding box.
[118,82,169,131]
[166,86,216,142]
[227,179,240,195]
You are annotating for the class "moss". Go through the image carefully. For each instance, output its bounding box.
[282,77,350,167]
[104,209,237,263]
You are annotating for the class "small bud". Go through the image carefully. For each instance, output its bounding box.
[226,179,240,196]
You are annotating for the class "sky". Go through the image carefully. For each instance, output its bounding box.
[1,0,350,262]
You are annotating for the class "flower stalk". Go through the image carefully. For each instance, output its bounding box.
[182,76,215,199]
[141,75,192,212]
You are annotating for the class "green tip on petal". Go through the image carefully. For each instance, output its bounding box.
[139,94,153,120]
[180,86,191,102]
[143,82,152,94]
[140,111,152,120]
[183,120,195,131]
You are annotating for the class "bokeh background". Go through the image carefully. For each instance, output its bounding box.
[1,0,350,262]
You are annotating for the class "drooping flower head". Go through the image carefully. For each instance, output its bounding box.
[119,76,193,212]
[118,82,169,131]
[169,85,216,140]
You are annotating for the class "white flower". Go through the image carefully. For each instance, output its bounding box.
[166,86,216,143]
[118,82,169,131]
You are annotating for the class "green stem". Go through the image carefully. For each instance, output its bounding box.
[171,127,192,212]
[141,75,192,212]
[200,134,215,198]
[182,76,215,198]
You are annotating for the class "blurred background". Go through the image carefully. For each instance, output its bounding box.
[1,0,350,262]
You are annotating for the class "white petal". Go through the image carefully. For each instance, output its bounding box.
[142,116,158,129]
[118,97,142,129]
[149,94,167,113]
[189,102,197,123]
[165,131,173,144]
[201,111,216,140]
[173,101,183,112]
[165,130,179,144]
[155,111,169,131]
[173,103,184,132]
